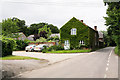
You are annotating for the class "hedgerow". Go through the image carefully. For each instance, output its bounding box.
[1,36,16,57]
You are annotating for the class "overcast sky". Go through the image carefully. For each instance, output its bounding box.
[0,0,108,31]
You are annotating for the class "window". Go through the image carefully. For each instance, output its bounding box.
[65,40,69,46]
[71,28,77,35]
[80,40,85,45]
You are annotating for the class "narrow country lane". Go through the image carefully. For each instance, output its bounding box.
[17,47,118,78]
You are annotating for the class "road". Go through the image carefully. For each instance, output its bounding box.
[17,47,118,78]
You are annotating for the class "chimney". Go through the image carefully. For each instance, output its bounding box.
[94,26,97,31]
[81,20,83,22]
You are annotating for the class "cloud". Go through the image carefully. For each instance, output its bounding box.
[1,0,107,31]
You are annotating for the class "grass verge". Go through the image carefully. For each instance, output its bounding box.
[115,46,120,56]
[0,55,40,60]
[46,49,91,53]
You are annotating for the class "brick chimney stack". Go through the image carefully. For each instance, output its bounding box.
[94,26,97,31]
[81,20,83,22]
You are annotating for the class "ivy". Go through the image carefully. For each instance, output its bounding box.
[60,17,99,49]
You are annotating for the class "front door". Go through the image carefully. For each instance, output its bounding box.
[64,40,70,50]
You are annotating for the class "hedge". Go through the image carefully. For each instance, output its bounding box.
[1,36,16,57]
[14,40,28,51]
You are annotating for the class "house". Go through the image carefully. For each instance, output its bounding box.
[13,32,27,40]
[60,17,99,49]
[98,31,104,47]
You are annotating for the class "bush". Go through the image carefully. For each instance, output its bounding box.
[1,36,16,57]
[13,40,28,51]
[44,45,64,52]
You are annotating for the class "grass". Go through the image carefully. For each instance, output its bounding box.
[46,49,91,53]
[0,55,40,60]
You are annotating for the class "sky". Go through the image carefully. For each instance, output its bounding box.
[0,0,108,31]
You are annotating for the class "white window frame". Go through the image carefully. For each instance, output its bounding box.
[65,40,69,46]
[71,28,77,35]
[79,40,85,45]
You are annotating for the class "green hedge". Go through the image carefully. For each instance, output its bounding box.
[1,36,16,57]
[13,40,29,51]
[42,45,64,53]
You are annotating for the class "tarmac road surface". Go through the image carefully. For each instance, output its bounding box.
[17,47,118,78]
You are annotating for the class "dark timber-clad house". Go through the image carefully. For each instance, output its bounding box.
[60,17,99,49]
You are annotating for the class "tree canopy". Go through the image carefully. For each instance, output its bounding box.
[104,2,120,54]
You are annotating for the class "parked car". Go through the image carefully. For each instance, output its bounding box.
[25,45,36,52]
[34,44,48,51]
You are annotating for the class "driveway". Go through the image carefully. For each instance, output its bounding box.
[13,51,92,64]
[16,47,118,78]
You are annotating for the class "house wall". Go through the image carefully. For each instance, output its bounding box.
[60,17,90,49]
[60,17,99,49]
[88,28,99,49]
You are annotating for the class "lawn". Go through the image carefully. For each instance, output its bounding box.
[46,49,91,53]
[0,55,40,60]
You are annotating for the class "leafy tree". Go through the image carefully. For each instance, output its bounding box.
[104,2,120,54]
[38,25,52,38]
[28,23,59,36]
[100,31,116,46]
[47,24,59,33]
[2,18,20,37]
[12,17,28,36]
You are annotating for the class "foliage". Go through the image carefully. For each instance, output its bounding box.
[1,36,16,57]
[47,24,59,33]
[104,2,120,54]
[60,17,99,49]
[0,22,2,35]
[36,37,47,42]
[47,36,59,42]
[2,18,20,37]
[12,17,29,36]
[0,55,40,60]
[46,49,91,53]
[13,40,28,51]
[100,31,116,46]
[28,23,59,36]
[38,25,52,38]
[42,45,64,53]
[115,46,120,56]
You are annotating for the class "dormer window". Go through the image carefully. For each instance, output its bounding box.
[71,28,77,35]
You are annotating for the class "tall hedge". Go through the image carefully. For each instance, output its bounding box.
[1,36,16,57]
[14,40,28,51]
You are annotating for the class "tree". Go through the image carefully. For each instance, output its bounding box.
[2,18,20,37]
[38,25,52,38]
[12,17,28,36]
[47,24,59,33]
[28,23,59,36]
[104,2,120,54]
[100,31,116,46]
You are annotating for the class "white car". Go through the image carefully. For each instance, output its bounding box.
[25,45,36,52]
[34,44,48,51]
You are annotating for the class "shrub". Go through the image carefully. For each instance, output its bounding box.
[1,36,16,57]
[47,45,64,51]
[13,40,28,51]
